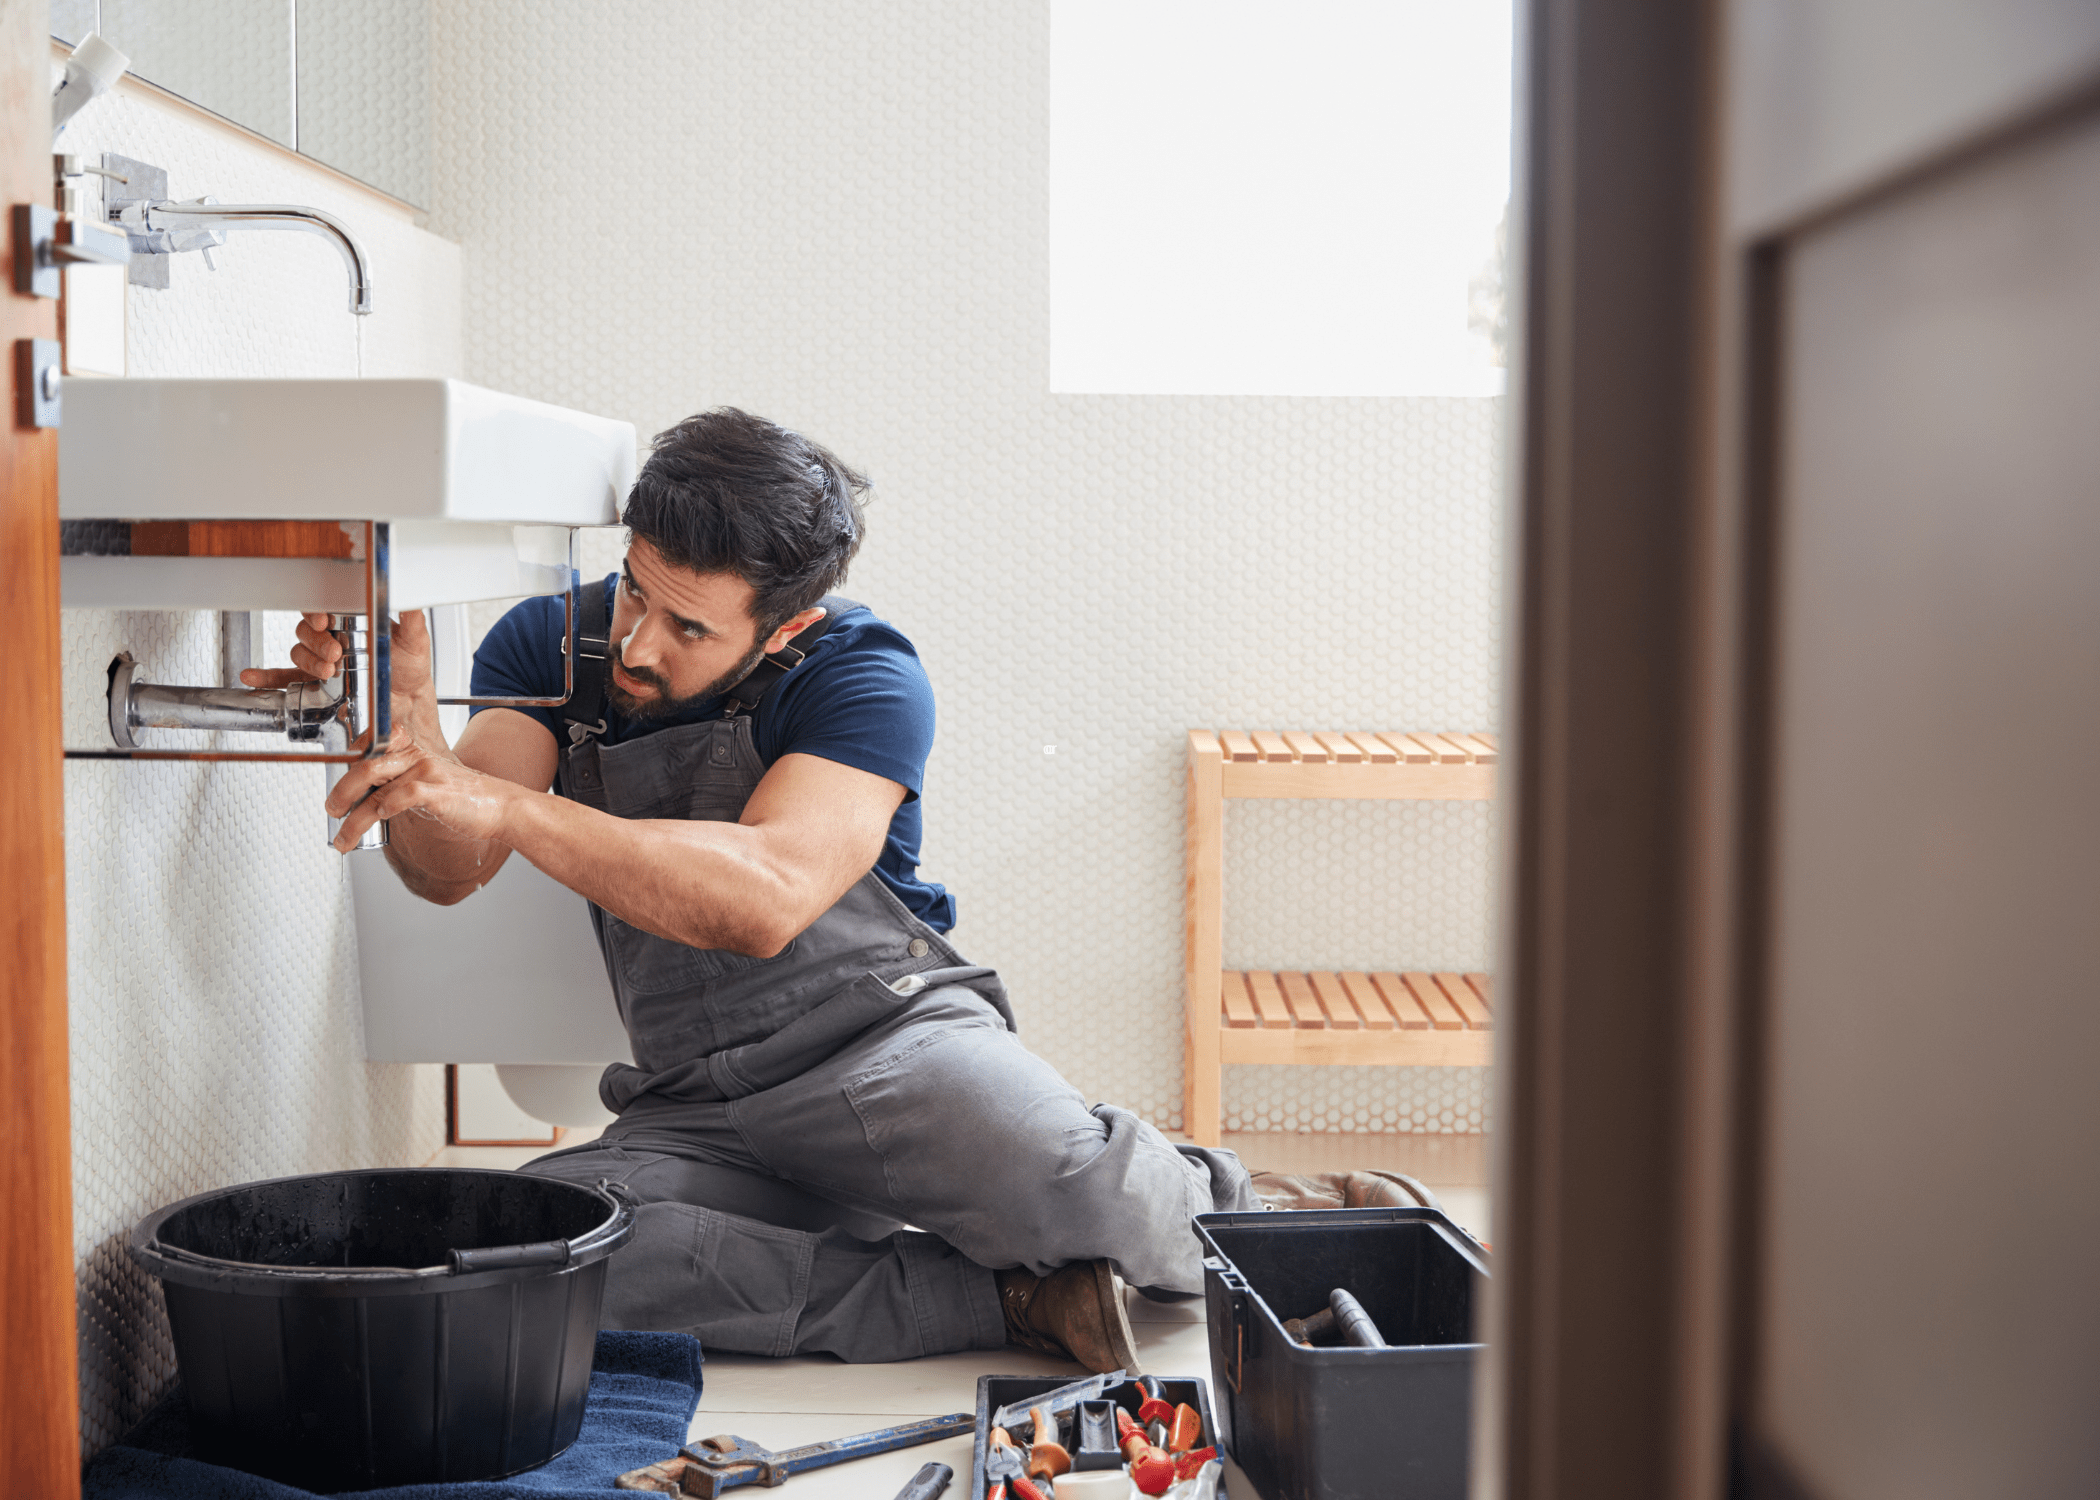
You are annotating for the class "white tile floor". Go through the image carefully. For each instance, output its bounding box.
[428,1131,1490,1499]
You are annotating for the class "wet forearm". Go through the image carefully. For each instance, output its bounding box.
[371,697,504,895]
[498,790,801,955]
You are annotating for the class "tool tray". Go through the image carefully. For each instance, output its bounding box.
[971,1374,1225,1500]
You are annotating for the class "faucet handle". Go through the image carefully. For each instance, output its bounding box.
[54,153,129,183]
[113,196,226,257]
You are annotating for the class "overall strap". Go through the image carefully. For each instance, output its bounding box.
[562,571,613,743]
[719,595,858,718]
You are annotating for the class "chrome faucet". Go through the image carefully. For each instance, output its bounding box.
[112,197,373,315]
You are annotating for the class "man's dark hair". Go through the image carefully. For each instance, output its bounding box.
[622,408,870,634]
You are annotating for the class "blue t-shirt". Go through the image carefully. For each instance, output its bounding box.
[469,576,955,931]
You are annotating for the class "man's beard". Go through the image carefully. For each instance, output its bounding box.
[605,636,767,721]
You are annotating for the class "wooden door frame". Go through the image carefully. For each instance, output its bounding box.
[1489,0,1744,1496]
[1496,3,2100,1496]
[1,0,80,1493]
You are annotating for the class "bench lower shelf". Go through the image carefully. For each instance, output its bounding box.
[1219,1024,1492,1067]
[1185,970,1495,1140]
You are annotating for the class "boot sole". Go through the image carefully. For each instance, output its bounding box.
[1089,1259,1141,1375]
[1346,1170,1443,1212]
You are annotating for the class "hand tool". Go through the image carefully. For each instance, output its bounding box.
[1134,1373,1173,1447]
[613,1411,972,1495]
[1328,1287,1387,1348]
[984,1444,1047,1500]
[1174,1445,1219,1480]
[989,1371,1127,1432]
[1282,1305,1337,1346]
[1129,1444,1177,1496]
[1133,1376,1173,1427]
[1025,1404,1071,1480]
[889,1460,954,1500]
[1284,1288,1388,1347]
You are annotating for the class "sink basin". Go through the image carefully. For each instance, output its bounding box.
[60,378,634,523]
[59,378,635,611]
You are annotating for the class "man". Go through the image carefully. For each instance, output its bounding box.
[270,408,1431,1370]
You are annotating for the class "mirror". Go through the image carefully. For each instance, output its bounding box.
[50,0,432,208]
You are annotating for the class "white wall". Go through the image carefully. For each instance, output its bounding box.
[55,75,460,1453]
[427,2,1500,1138]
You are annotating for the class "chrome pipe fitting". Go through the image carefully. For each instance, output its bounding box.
[106,646,387,851]
[323,615,388,851]
[110,654,342,747]
[125,680,289,737]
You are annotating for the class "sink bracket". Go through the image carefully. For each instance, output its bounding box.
[63,525,594,765]
[64,521,396,767]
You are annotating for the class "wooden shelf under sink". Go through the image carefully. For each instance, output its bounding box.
[128,520,357,558]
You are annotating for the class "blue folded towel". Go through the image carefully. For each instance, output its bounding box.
[83,1331,704,1499]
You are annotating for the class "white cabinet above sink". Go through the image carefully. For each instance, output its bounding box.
[59,378,635,612]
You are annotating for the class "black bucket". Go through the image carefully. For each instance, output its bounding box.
[128,1167,635,1492]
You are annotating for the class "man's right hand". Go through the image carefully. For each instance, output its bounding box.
[239,610,437,710]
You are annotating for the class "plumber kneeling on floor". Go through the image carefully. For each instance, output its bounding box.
[251,407,1426,1370]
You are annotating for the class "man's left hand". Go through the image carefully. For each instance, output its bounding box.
[326,728,520,854]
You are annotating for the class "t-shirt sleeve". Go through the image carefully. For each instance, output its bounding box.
[761,618,936,801]
[468,591,567,741]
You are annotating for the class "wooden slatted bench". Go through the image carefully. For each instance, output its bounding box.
[1183,730,1498,1146]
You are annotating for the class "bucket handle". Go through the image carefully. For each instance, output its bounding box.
[452,1180,635,1271]
[449,1239,571,1274]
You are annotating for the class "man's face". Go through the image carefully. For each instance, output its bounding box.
[606,541,812,720]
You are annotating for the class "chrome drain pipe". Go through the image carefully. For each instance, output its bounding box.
[316,615,386,851]
[107,612,389,850]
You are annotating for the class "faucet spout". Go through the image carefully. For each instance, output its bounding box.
[123,199,374,314]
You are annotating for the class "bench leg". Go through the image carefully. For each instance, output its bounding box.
[1185,734,1224,1146]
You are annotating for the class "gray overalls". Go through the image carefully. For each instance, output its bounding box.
[522,595,1257,1361]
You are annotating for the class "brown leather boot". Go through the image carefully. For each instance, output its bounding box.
[996,1260,1140,1374]
[1248,1170,1442,1212]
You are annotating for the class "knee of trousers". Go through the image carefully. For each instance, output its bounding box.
[593,1201,813,1357]
[1010,1114,1213,1273]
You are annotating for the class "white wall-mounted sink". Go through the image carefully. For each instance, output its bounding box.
[59,378,636,611]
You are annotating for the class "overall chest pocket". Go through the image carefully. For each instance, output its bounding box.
[603,915,800,997]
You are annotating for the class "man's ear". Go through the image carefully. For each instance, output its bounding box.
[763,605,828,655]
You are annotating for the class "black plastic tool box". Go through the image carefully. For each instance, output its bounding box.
[1196,1207,1488,1500]
[971,1374,1226,1500]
